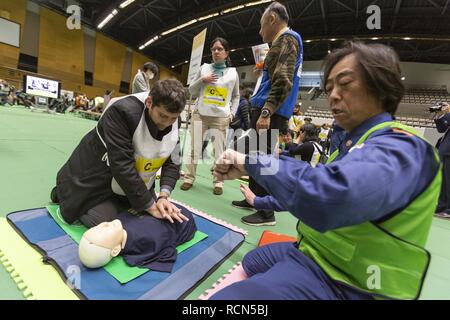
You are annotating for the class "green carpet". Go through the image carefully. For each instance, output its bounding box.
[1,105,449,300]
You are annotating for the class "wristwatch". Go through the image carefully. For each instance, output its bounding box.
[260,109,271,118]
[157,195,169,202]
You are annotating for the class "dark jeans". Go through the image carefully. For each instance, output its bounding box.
[248,108,289,219]
[210,242,373,300]
[437,155,450,214]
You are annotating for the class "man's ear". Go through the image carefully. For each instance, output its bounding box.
[111,245,122,257]
[146,96,153,109]
[269,12,277,25]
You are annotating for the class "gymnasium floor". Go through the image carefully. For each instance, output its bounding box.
[0,105,449,300]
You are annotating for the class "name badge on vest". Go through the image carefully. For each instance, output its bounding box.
[203,85,228,108]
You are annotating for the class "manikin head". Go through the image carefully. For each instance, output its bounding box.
[79,220,128,269]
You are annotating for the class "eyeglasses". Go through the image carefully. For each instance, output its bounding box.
[211,47,225,53]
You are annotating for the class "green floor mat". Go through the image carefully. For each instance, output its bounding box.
[46,205,208,284]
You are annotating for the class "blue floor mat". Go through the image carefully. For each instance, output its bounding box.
[6,204,245,300]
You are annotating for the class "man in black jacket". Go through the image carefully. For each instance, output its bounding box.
[435,101,450,219]
[52,80,187,227]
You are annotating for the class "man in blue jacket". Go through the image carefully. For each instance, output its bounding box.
[434,102,450,219]
[231,1,304,227]
[212,41,441,300]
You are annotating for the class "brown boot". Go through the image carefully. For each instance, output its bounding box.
[180,182,193,191]
[213,187,223,195]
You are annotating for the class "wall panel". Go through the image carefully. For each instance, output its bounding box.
[93,33,126,92]
[38,8,84,86]
[0,0,27,68]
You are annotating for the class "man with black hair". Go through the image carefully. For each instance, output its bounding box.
[213,41,440,300]
[132,62,159,94]
[52,80,187,228]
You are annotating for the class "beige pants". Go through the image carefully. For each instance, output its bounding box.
[184,111,229,187]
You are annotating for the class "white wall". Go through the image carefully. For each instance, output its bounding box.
[237,61,450,92]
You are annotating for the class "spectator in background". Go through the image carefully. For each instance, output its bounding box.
[90,96,105,113]
[132,62,159,94]
[75,94,89,110]
[434,102,450,220]
[180,37,240,196]
[0,79,10,105]
[282,123,323,167]
[230,86,252,132]
[318,123,330,151]
[288,103,304,137]
[328,120,346,154]
[16,90,35,109]
[103,90,114,107]
[231,1,304,226]
[278,130,295,153]
[7,86,18,105]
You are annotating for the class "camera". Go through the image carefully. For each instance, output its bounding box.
[429,102,446,113]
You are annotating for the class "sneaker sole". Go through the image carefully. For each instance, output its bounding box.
[241,220,276,227]
[232,204,256,211]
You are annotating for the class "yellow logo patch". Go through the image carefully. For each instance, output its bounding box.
[135,157,168,173]
[203,85,228,108]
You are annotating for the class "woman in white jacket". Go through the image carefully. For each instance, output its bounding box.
[181,37,240,195]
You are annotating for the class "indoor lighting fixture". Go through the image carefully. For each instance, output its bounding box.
[139,0,274,50]
[223,5,245,14]
[98,9,119,29]
[245,0,272,7]
[198,13,219,21]
[119,0,135,9]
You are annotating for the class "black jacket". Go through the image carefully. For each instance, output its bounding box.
[231,97,251,131]
[56,96,181,224]
[435,113,450,157]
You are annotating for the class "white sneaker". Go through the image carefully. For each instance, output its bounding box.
[435,212,450,220]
